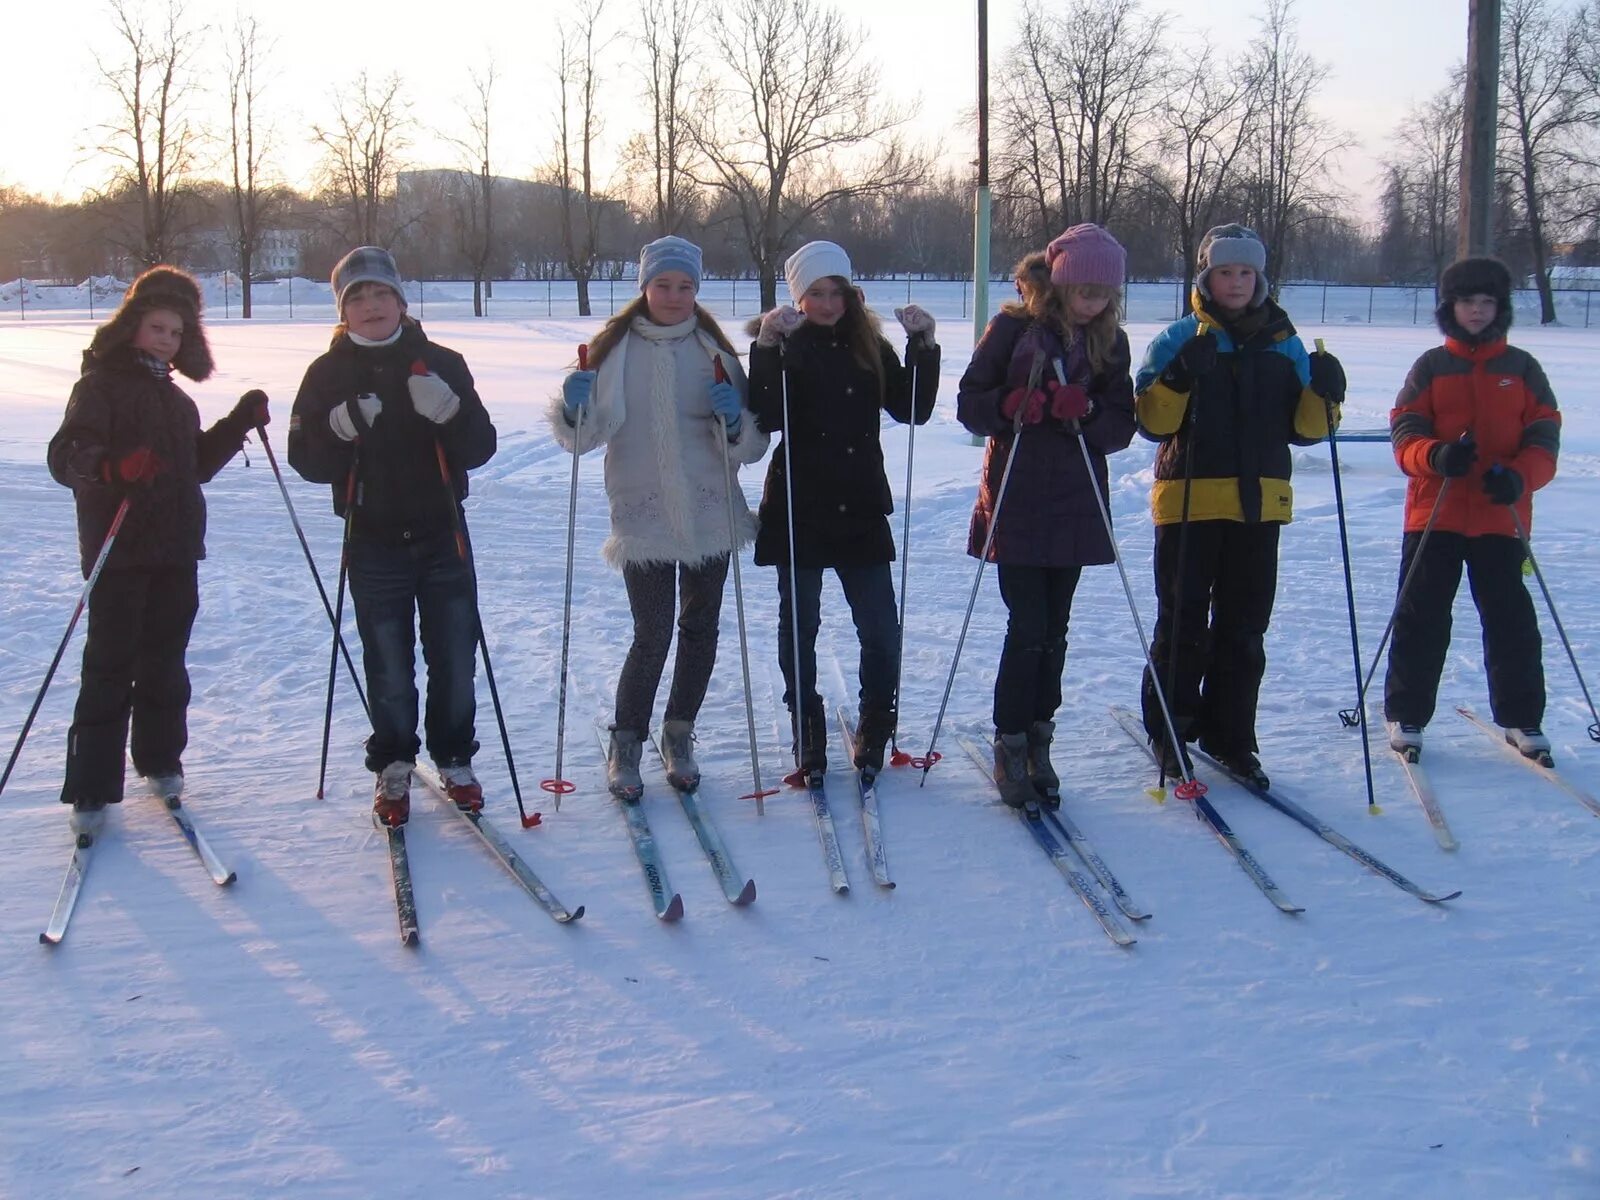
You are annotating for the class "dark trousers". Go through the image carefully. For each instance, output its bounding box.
[348,533,480,772]
[776,563,900,719]
[614,555,730,735]
[993,563,1082,734]
[61,565,199,806]
[1384,531,1544,728]
[1141,520,1280,755]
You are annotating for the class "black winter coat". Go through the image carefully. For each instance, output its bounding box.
[747,322,938,568]
[48,347,251,576]
[956,313,1135,566]
[288,321,497,546]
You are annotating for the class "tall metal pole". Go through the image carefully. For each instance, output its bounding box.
[1458,0,1501,257]
[971,0,992,448]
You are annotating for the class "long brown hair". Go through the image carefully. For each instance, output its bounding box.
[835,280,887,399]
[583,294,738,368]
[1001,252,1123,374]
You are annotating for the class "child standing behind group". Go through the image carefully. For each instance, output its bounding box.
[746,241,939,776]
[48,267,267,836]
[956,225,1136,808]
[1383,256,1561,762]
[552,235,766,800]
[1134,223,1344,788]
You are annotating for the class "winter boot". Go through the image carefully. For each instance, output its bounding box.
[440,763,483,812]
[992,731,1034,809]
[1504,725,1552,762]
[607,728,645,801]
[661,720,701,791]
[373,761,412,827]
[1208,745,1270,791]
[793,704,828,775]
[1386,721,1424,759]
[852,707,896,776]
[1150,733,1186,781]
[146,771,184,807]
[1026,720,1060,809]
[69,798,106,841]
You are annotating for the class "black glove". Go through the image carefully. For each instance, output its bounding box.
[1430,436,1477,478]
[1309,352,1345,404]
[229,389,270,429]
[1482,465,1524,505]
[1159,332,1218,393]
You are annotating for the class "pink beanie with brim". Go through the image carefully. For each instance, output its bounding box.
[1045,224,1126,288]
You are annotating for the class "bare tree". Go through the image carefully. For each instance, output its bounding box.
[1498,0,1598,322]
[447,64,497,316]
[1236,0,1348,290]
[225,15,281,317]
[1383,78,1463,284]
[687,0,920,309]
[553,1,609,317]
[1144,41,1258,297]
[95,0,203,268]
[313,73,411,248]
[636,0,699,236]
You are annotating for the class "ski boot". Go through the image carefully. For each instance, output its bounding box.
[1026,720,1060,809]
[440,763,484,812]
[374,761,412,827]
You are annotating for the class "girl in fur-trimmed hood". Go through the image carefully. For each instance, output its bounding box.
[549,235,768,798]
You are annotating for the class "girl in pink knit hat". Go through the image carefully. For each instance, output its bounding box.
[955,224,1137,808]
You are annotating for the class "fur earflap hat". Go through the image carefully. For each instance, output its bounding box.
[1436,256,1513,342]
[1196,223,1269,309]
[86,265,213,381]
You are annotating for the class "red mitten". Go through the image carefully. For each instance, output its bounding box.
[1047,381,1091,422]
[1000,387,1046,425]
[101,447,163,486]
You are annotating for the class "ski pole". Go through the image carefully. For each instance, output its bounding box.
[1314,337,1377,814]
[413,361,539,828]
[714,354,776,814]
[1510,506,1600,742]
[1159,359,1203,788]
[258,424,368,716]
[1339,469,1458,726]
[919,349,1046,786]
[888,352,921,767]
[316,466,358,800]
[542,344,587,811]
[0,495,131,801]
[1053,357,1205,800]
[779,343,811,782]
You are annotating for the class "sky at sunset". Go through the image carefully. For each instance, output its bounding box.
[5,0,1471,220]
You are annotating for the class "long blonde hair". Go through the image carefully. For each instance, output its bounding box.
[583,294,738,368]
[1001,252,1123,375]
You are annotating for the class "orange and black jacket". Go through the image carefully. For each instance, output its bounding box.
[1389,335,1560,537]
[1134,295,1336,526]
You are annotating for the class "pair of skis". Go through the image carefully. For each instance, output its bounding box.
[1109,707,1461,912]
[41,786,235,946]
[1393,707,1600,851]
[779,709,900,896]
[957,737,1147,947]
[377,764,584,947]
[592,725,756,922]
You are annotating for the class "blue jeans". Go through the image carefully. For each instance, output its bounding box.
[775,563,900,718]
[348,532,480,772]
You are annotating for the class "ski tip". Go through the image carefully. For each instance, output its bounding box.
[401,929,420,947]
[879,878,897,891]
[220,871,238,886]
[832,882,851,896]
[1429,889,1464,903]
[562,904,586,922]
[39,932,60,946]
[660,894,685,921]
[734,879,757,906]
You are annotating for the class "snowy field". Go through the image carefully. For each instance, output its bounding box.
[1,290,1597,1198]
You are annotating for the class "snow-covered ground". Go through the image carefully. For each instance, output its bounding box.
[1,292,1597,1198]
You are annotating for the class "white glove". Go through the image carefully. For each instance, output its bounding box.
[407,371,461,423]
[757,306,806,347]
[329,393,383,441]
[895,304,935,339]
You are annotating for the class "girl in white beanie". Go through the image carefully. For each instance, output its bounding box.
[551,235,768,800]
[746,241,940,777]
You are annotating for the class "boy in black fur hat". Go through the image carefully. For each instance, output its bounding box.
[47,266,269,838]
[1383,256,1561,762]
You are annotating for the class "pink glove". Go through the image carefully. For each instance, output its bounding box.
[757,306,805,347]
[1046,381,1091,422]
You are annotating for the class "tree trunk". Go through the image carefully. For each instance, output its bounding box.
[241,248,253,319]
[758,264,778,313]
[576,274,592,317]
[473,275,483,318]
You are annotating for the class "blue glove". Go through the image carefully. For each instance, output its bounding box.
[562,370,596,421]
[709,379,743,436]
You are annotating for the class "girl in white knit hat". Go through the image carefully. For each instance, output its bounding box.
[552,235,768,800]
[746,240,940,777]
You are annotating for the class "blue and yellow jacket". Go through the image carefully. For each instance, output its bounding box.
[1134,297,1335,525]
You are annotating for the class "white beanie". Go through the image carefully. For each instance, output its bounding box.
[784,241,852,304]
